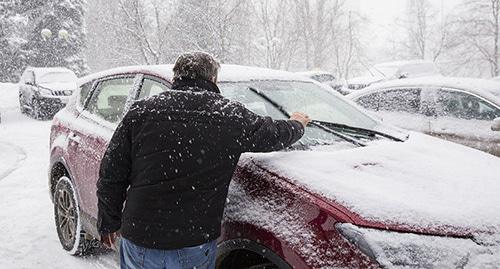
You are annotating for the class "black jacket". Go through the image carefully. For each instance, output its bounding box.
[96,78,304,249]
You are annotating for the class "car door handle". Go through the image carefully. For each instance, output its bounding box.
[68,133,81,144]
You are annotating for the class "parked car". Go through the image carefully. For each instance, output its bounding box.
[296,71,347,95]
[346,60,441,93]
[349,76,500,156]
[18,67,77,119]
[49,65,500,268]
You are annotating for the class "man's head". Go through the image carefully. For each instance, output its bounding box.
[173,52,220,83]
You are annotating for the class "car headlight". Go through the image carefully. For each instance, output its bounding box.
[336,223,499,268]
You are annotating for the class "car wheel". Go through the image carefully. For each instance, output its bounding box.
[53,176,94,256]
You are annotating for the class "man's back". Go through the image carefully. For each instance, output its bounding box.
[121,80,263,249]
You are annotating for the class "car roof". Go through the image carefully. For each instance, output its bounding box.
[295,70,334,77]
[348,76,500,104]
[78,64,310,86]
[374,59,434,68]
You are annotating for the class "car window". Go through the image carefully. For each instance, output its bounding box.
[356,88,421,114]
[24,71,35,84]
[138,78,169,100]
[356,92,382,111]
[312,74,335,82]
[78,82,93,107]
[87,77,135,123]
[436,89,500,120]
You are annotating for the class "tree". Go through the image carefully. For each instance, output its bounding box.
[20,0,88,75]
[0,0,28,82]
[452,0,500,77]
[388,0,456,63]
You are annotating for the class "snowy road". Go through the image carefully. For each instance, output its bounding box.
[0,83,118,268]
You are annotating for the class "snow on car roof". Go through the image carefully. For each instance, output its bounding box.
[78,64,310,85]
[248,132,500,233]
[348,76,500,104]
[295,70,334,77]
[374,59,434,68]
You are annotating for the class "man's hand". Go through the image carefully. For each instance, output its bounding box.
[100,231,121,250]
[290,112,311,128]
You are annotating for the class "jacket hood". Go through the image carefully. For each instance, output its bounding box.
[247,132,500,235]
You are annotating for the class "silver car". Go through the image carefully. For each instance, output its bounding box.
[348,76,500,156]
[18,67,77,119]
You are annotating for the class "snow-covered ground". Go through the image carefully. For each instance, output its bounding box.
[0,83,118,268]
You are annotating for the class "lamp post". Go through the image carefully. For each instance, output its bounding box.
[40,28,70,67]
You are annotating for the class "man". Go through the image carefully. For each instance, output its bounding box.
[97,52,310,269]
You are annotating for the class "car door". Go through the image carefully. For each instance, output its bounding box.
[72,74,141,216]
[355,87,431,133]
[429,88,500,155]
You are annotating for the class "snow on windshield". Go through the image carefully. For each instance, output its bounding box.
[38,72,76,84]
[247,132,500,232]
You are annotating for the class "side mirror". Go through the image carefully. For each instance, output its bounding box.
[492,117,500,132]
[398,72,409,79]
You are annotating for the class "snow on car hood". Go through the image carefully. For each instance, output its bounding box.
[247,132,500,233]
[38,82,76,92]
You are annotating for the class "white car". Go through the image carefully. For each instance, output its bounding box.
[18,67,77,119]
[346,60,441,93]
[348,76,500,156]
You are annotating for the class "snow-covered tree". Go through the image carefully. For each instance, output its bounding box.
[451,0,500,77]
[20,0,88,76]
[0,1,28,82]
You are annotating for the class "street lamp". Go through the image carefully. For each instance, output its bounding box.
[40,28,69,40]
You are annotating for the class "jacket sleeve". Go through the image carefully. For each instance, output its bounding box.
[96,111,134,235]
[237,106,305,153]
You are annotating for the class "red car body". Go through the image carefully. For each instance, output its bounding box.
[49,65,497,269]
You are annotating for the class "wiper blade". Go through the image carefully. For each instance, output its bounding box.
[314,120,405,142]
[247,87,366,147]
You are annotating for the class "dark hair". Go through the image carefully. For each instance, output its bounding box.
[173,51,220,82]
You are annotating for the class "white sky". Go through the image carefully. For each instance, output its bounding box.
[346,0,463,62]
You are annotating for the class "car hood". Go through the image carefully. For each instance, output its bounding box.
[247,132,500,235]
[38,82,77,92]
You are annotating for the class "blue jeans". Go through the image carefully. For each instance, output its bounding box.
[120,237,217,269]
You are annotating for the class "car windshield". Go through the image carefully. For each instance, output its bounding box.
[219,80,380,147]
[38,72,76,83]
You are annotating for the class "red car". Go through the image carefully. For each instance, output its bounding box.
[49,65,500,268]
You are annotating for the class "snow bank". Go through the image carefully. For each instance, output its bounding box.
[248,132,500,232]
[0,83,19,112]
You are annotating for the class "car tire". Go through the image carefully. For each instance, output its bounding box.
[53,176,94,256]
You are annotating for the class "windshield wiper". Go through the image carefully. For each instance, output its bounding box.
[247,87,366,147]
[313,120,405,142]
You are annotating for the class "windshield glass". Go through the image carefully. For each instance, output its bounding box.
[219,80,379,146]
[38,72,76,83]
